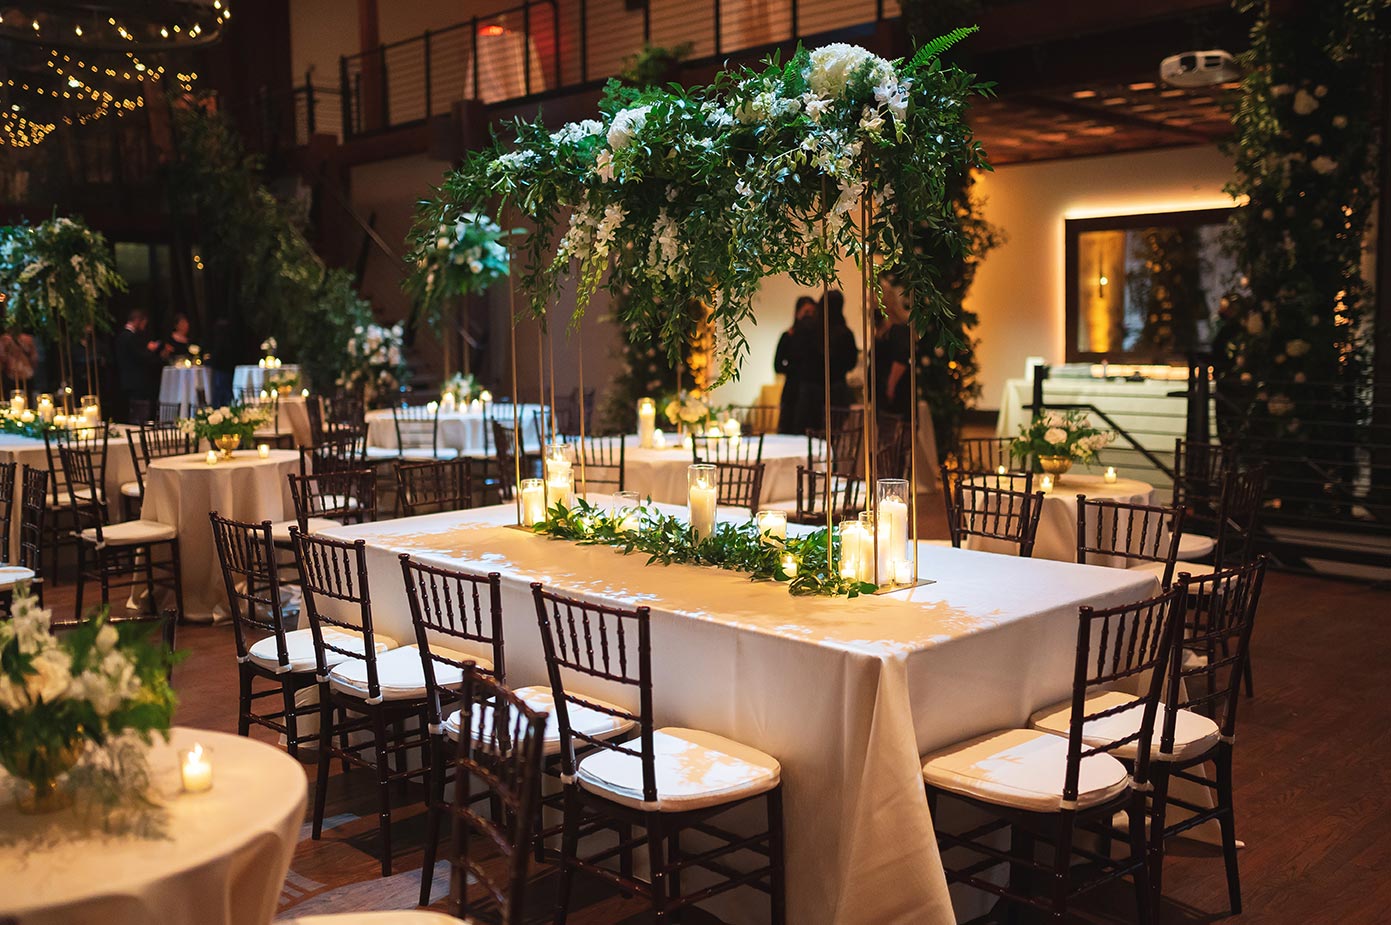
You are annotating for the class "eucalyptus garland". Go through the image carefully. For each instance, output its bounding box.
[533,498,876,597]
[408,33,991,385]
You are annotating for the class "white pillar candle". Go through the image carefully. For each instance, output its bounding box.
[872,515,895,585]
[257,444,270,458]
[637,398,656,448]
[82,405,101,426]
[705,424,723,438]
[470,399,481,412]
[893,559,914,586]
[544,454,574,509]
[681,433,694,451]
[755,509,787,541]
[37,396,54,423]
[54,413,67,429]
[18,410,34,424]
[879,496,909,563]
[521,479,547,525]
[1104,466,1118,484]
[301,388,310,398]
[181,743,213,793]
[839,521,868,580]
[479,390,492,404]
[722,418,741,437]
[688,467,718,542]
[440,392,456,412]
[1040,474,1054,493]
[8,391,25,414]
[258,358,267,369]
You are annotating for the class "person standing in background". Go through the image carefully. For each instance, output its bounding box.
[775,295,817,434]
[114,308,169,421]
[873,282,912,419]
[791,290,858,432]
[164,312,195,358]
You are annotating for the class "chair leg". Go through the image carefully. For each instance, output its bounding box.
[237,668,253,737]
[647,813,669,925]
[767,786,787,925]
[1127,797,1153,925]
[1242,656,1255,699]
[338,707,351,775]
[419,734,444,907]
[553,786,580,925]
[143,545,158,616]
[312,687,334,840]
[74,543,87,620]
[1049,814,1075,922]
[1148,767,1172,919]
[619,823,634,880]
[1216,749,1242,914]
[371,708,394,877]
[169,539,187,622]
[282,681,300,759]
[668,826,682,923]
[1007,824,1034,925]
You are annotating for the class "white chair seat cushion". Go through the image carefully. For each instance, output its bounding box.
[0,565,36,591]
[271,517,342,544]
[327,643,492,701]
[247,626,396,673]
[442,685,636,755]
[400,447,460,460]
[120,480,143,498]
[576,727,780,813]
[48,487,95,508]
[1131,559,1215,582]
[1175,532,1216,561]
[365,446,402,459]
[921,727,1130,813]
[81,519,177,546]
[1027,690,1220,763]
[286,912,464,924]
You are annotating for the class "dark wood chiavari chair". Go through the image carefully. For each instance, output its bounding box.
[440,666,548,925]
[395,458,474,516]
[925,585,1182,924]
[398,555,507,907]
[157,401,186,424]
[561,433,625,495]
[241,389,294,449]
[1077,496,1186,589]
[60,443,184,622]
[533,583,786,925]
[875,415,912,481]
[1149,557,1267,916]
[9,467,48,604]
[530,405,556,455]
[790,466,864,526]
[555,387,595,435]
[42,423,109,579]
[210,513,322,756]
[942,467,1045,557]
[723,404,779,436]
[125,422,196,520]
[1172,438,1236,561]
[956,435,1020,474]
[806,424,863,478]
[298,434,368,477]
[292,530,424,877]
[392,403,457,460]
[713,460,766,512]
[692,432,764,466]
[278,468,377,547]
[0,460,16,559]
[490,419,524,502]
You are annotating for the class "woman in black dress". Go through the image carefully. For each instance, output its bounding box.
[775,296,818,434]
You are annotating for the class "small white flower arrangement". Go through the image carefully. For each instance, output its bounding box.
[662,389,715,430]
[442,372,481,404]
[179,402,269,446]
[1011,409,1114,465]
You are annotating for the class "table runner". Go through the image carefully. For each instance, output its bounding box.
[324,499,1157,925]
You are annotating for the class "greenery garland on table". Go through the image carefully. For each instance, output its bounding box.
[534,498,877,597]
[1221,0,1387,507]
[409,33,991,385]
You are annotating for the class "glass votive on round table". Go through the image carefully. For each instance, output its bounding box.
[755,509,787,542]
[205,450,218,466]
[181,742,213,793]
[257,444,271,458]
[612,490,642,533]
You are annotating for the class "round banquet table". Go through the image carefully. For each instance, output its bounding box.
[158,365,214,416]
[965,471,1155,563]
[621,433,811,506]
[365,403,546,455]
[141,449,300,621]
[260,394,314,447]
[232,363,302,397]
[0,726,306,925]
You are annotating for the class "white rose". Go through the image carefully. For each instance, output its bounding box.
[207,411,224,426]
[1292,89,1318,115]
[0,675,25,711]
[606,105,651,150]
[1043,427,1068,445]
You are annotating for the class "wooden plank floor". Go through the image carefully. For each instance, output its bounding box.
[37,517,1391,924]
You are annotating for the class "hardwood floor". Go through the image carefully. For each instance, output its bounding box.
[39,515,1391,924]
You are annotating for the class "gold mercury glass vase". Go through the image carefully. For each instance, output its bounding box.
[1037,455,1073,477]
[215,434,242,459]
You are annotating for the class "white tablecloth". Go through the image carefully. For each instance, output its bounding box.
[365,404,546,456]
[141,450,299,621]
[232,364,302,398]
[0,726,305,925]
[259,395,313,447]
[965,472,1155,564]
[158,366,214,416]
[622,433,810,506]
[323,499,1158,925]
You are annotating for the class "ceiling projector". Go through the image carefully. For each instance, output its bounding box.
[1160,50,1240,87]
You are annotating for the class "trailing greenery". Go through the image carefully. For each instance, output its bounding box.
[533,498,877,597]
[1221,0,1388,505]
[402,210,515,335]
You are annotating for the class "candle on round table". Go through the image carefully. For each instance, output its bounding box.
[1104,466,1118,484]
[780,554,798,578]
[681,434,694,451]
[637,398,657,448]
[260,388,270,400]
[839,519,868,580]
[893,559,914,586]
[479,390,492,404]
[470,399,481,412]
[205,450,218,465]
[426,400,439,413]
[520,478,547,525]
[755,509,787,542]
[440,392,456,412]
[181,743,213,793]
[996,465,1007,476]
[688,464,718,542]
[652,429,667,449]
[1040,474,1054,493]
[257,444,270,458]
[82,405,101,426]
[613,490,642,533]
[866,511,893,585]
[301,388,310,398]
[54,413,67,429]
[705,424,723,438]
[545,448,574,509]
[258,358,267,369]
[722,417,742,437]
[18,410,34,424]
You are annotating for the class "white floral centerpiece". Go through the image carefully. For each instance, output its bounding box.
[1011,409,1114,475]
[442,371,481,405]
[662,389,715,433]
[338,322,408,408]
[179,402,269,457]
[0,585,177,813]
[405,212,513,332]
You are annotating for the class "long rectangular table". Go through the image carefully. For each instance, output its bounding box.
[323,501,1157,925]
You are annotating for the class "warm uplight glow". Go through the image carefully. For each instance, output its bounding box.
[479,23,506,36]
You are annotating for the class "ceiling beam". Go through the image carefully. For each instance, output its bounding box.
[1004,92,1224,144]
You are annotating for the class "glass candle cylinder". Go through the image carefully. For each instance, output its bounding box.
[8,390,25,414]
[257,444,271,459]
[1040,474,1054,493]
[838,518,866,580]
[859,510,892,586]
[521,478,547,525]
[780,553,798,578]
[877,479,910,584]
[755,509,787,542]
[637,398,657,448]
[440,392,456,412]
[181,743,213,793]
[687,464,718,542]
[36,393,55,423]
[722,417,742,437]
[612,490,642,533]
[544,443,575,509]
[652,429,667,449]
[80,395,101,426]
[1104,466,1118,484]
[205,450,218,466]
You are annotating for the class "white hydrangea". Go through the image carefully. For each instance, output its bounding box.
[807,44,889,99]
[550,119,604,145]
[607,106,651,150]
[489,148,540,176]
[1043,427,1068,445]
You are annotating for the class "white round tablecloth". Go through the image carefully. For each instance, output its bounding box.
[260,395,313,447]
[0,726,305,925]
[965,472,1155,563]
[158,366,214,416]
[141,450,299,621]
[232,364,303,398]
[621,433,811,506]
[365,404,545,455]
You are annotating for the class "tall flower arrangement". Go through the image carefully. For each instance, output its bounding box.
[339,322,409,407]
[403,211,514,332]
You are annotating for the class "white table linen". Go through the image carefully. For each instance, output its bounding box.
[622,433,810,506]
[323,499,1158,925]
[365,404,546,456]
[233,363,303,397]
[965,473,1154,564]
[141,450,299,621]
[158,365,214,416]
[0,726,305,925]
[258,395,313,447]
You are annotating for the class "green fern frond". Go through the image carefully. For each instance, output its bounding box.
[910,25,978,67]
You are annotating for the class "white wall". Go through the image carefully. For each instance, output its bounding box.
[968,145,1236,407]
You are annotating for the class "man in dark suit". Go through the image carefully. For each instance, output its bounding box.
[113,308,170,421]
